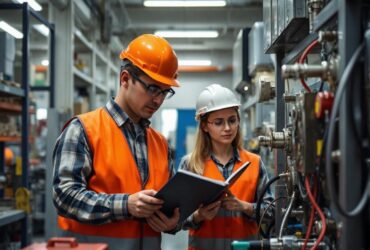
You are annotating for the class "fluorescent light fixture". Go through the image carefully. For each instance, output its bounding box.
[33,24,49,37]
[155,30,219,38]
[36,108,47,120]
[179,60,212,66]
[144,1,226,7]
[16,0,42,11]
[0,21,23,39]
[41,59,49,66]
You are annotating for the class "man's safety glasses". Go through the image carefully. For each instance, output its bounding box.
[130,72,175,99]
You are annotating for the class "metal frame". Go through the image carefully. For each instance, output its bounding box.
[338,0,367,249]
[273,50,286,232]
[0,2,55,247]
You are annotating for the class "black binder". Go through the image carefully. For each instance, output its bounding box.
[155,161,251,222]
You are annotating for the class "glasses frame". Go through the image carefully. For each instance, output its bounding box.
[207,116,240,129]
[130,71,175,99]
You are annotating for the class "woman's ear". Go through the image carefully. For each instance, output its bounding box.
[201,121,208,133]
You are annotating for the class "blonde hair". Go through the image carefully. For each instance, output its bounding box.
[188,109,243,175]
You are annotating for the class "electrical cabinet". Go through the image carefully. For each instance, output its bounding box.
[264,0,309,53]
[248,22,273,75]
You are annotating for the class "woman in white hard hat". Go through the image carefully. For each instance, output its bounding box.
[179,84,274,250]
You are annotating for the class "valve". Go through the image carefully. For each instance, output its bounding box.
[281,57,339,86]
[258,128,292,153]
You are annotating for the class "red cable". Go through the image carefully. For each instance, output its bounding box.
[305,175,327,250]
[301,175,317,250]
[298,39,319,93]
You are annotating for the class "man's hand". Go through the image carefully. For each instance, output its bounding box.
[147,208,180,232]
[128,189,163,218]
[193,201,221,223]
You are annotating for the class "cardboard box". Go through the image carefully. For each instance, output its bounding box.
[73,97,89,115]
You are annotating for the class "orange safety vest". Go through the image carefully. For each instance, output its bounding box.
[189,150,260,250]
[58,107,170,238]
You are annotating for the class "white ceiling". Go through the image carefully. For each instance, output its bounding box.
[109,0,263,51]
[0,0,263,68]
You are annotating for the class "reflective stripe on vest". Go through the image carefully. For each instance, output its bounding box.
[58,107,169,240]
[189,150,260,250]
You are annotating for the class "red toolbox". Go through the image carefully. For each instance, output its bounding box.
[22,237,108,250]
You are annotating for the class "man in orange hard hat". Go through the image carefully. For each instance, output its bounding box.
[53,34,180,250]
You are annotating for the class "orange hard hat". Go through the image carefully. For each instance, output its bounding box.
[5,147,14,166]
[120,34,180,87]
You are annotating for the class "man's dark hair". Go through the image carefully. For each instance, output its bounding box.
[121,59,145,76]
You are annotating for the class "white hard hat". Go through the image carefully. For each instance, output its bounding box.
[195,84,240,120]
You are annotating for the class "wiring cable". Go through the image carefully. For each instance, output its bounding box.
[278,191,297,240]
[255,175,281,238]
[301,175,318,250]
[298,39,319,93]
[298,173,308,199]
[347,69,370,168]
[325,42,370,218]
[305,175,326,250]
[257,196,287,240]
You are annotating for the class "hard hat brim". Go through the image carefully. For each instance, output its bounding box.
[141,67,180,87]
[196,103,240,120]
[120,52,180,87]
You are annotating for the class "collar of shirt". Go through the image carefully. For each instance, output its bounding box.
[210,146,241,167]
[105,98,150,130]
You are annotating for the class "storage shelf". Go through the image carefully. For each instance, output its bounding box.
[0,136,34,143]
[73,67,93,86]
[0,82,25,97]
[0,101,22,113]
[0,209,25,227]
[95,49,108,65]
[74,28,93,51]
[0,136,22,142]
[96,82,108,94]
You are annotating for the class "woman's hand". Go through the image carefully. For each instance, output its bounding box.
[193,201,221,223]
[221,191,253,216]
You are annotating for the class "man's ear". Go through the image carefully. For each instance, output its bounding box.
[120,70,130,88]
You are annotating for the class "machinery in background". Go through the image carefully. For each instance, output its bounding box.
[233,1,369,249]
[233,22,275,171]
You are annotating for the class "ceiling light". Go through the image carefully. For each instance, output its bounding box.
[155,30,219,38]
[144,1,226,7]
[41,59,49,66]
[36,108,47,120]
[16,0,42,11]
[179,60,212,66]
[0,21,23,39]
[33,24,49,37]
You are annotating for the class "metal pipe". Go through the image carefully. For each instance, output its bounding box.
[278,191,296,240]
